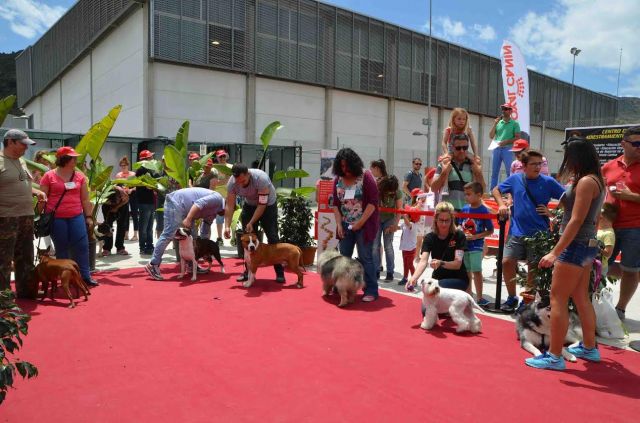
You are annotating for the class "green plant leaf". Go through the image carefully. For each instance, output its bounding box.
[23,158,48,174]
[273,169,309,182]
[214,185,228,198]
[213,164,232,176]
[260,121,283,150]
[133,159,163,173]
[231,207,242,231]
[0,95,16,127]
[292,187,316,198]
[75,105,122,166]
[174,121,190,154]
[163,145,188,189]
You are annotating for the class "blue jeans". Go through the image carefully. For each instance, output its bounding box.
[339,222,378,297]
[51,214,91,281]
[150,196,193,265]
[138,203,155,252]
[491,146,514,189]
[373,218,395,275]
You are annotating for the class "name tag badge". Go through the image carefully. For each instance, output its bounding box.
[64,181,76,190]
[344,189,356,200]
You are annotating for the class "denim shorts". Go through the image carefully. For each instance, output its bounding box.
[609,228,640,272]
[558,239,598,267]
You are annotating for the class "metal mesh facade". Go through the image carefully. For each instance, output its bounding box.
[15,0,137,107]
[151,0,617,127]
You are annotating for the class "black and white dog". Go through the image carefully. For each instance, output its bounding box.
[174,227,198,281]
[94,222,113,251]
[516,291,583,362]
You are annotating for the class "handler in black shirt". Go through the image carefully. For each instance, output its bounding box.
[406,201,469,291]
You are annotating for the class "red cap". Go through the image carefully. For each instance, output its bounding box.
[206,158,214,166]
[411,188,424,197]
[56,146,80,158]
[500,103,513,110]
[189,152,200,160]
[216,149,228,158]
[510,139,529,152]
[139,150,154,159]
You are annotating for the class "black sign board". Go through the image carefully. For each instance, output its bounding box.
[565,124,637,165]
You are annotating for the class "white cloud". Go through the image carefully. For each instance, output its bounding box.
[0,0,66,39]
[508,0,640,93]
[439,17,466,39]
[472,24,496,41]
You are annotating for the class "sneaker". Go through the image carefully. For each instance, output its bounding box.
[500,295,519,313]
[116,249,130,256]
[84,278,99,287]
[384,273,394,282]
[145,263,164,281]
[236,273,248,282]
[398,277,408,286]
[275,275,286,283]
[101,250,111,257]
[185,263,209,275]
[525,352,566,371]
[616,308,626,321]
[515,300,528,315]
[566,342,601,362]
[216,237,223,246]
[362,295,377,302]
[477,298,491,307]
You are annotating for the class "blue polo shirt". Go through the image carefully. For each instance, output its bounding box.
[498,174,565,237]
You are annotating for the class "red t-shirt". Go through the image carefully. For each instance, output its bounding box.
[40,170,87,218]
[602,155,640,229]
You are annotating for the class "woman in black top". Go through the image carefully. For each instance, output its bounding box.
[406,201,469,291]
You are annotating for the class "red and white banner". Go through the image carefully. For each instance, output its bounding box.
[500,40,530,141]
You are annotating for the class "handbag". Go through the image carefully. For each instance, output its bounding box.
[34,171,75,238]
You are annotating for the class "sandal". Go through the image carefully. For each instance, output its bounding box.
[117,249,130,256]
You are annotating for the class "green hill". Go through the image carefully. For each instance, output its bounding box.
[617,96,640,125]
[0,51,21,115]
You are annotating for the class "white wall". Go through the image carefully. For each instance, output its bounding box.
[331,91,388,170]
[40,81,61,131]
[91,7,145,137]
[255,78,325,186]
[152,63,246,142]
[61,56,91,133]
[394,102,437,177]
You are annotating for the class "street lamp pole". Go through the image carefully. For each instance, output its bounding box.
[569,47,581,127]
[426,0,432,166]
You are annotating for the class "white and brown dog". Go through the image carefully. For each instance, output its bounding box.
[240,232,305,289]
[420,279,483,333]
[175,227,198,281]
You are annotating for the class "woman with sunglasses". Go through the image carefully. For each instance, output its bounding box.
[406,201,469,292]
[525,137,606,371]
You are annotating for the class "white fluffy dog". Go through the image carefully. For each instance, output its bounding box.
[420,279,483,333]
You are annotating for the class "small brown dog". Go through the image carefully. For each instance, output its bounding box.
[240,233,304,288]
[34,249,90,308]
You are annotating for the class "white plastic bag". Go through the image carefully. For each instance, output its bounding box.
[593,289,626,339]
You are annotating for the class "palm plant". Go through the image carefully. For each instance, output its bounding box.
[0,95,16,126]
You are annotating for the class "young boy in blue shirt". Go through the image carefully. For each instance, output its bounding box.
[460,182,494,306]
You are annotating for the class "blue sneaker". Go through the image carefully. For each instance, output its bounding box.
[525,352,566,371]
[566,342,601,362]
[500,295,519,313]
[477,298,491,307]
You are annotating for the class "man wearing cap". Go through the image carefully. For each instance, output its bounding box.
[431,134,486,211]
[510,139,549,176]
[145,188,225,280]
[602,126,640,323]
[490,103,521,189]
[0,129,46,298]
[223,163,285,283]
[135,150,157,255]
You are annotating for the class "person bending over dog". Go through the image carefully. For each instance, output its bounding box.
[223,163,285,283]
[145,188,225,281]
[406,201,469,293]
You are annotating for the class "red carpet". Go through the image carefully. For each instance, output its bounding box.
[4,258,640,422]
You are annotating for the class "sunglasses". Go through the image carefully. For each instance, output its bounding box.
[414,162,422,166]
[454,146,469,151]
[624,139,640,148]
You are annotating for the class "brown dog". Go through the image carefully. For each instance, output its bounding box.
[240,233,305,289]
[33,252,90,308]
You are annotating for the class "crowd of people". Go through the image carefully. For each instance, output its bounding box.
[1,110,640,372]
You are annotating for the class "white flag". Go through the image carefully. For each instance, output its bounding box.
[500,40,530,141]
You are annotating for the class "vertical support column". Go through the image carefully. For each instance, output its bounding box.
[89,50,94,126]
[142,2,153,138]
[246,74,257,144]
[387,98,396,175]
[59,79,63,132]
[324,87,333,149]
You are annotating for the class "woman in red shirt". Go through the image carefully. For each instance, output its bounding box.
[39,146,98,286]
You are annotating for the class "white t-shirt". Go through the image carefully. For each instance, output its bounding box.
[399,221,418,251]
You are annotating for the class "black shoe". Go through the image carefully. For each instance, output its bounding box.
[236,273,248,282]
[186,263,209,275]
[84,278,99,287]
[275,274,286,283]
[384,273,394,282]
[398,277,407,286]
[216,237,223,246]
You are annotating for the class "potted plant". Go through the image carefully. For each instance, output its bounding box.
[0,290,38,404]
[274,169,317,265]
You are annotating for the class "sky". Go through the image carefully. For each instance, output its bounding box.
[0,0,638,97]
